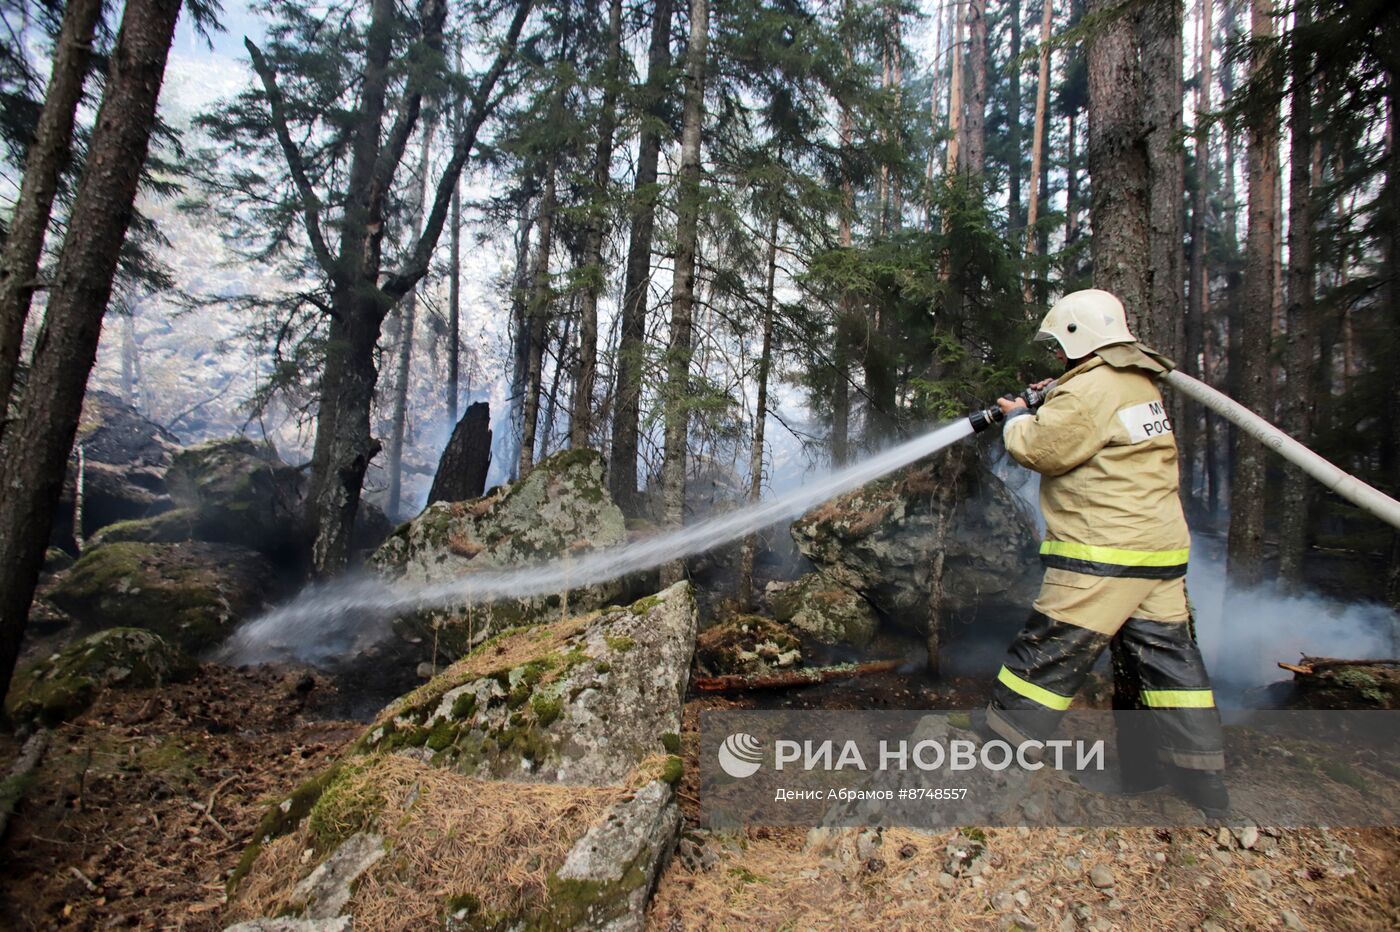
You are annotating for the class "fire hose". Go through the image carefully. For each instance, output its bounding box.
[968,370,1400,532]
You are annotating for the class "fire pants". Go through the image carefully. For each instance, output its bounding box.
[986,568,1225,772]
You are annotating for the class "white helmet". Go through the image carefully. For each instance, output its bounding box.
[1035,289,1135,359]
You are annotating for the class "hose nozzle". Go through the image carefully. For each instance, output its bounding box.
[967,381,1056,433]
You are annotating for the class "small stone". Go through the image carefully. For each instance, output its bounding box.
[1202,922,1226,932]
[1014,889,1032,908]
[1256,836,1279,854]
[937,872,957,890]
[1107,899,1123,911]
[863,857,886,874]
[899,843,918,859]
[1063,856,1081,871]
[994,892,1016,912]
[1236,826,1260,850]
[1153,852,1167,863]
[1281,910,1307,931]
[1089,864,1115,889]
[416,662,435,679]
[1249,869,1273,891]
[1212,850,1234,867]
[1057,914,1077,932]
[1216,827,1233,848]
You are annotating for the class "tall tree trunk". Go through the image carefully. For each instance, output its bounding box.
[1277,0,1316,589]
[304,0,402,575]
[739,212,780,609]
[1023,0,1053,299]
[1140,0,1184,360]
[608,0,673,513]
[283,0,527,575]
[1008,0,1023,227]
[1086,0,1150,320]
[0,0,182,708]
[0,0,104,427]
[518,169,557,479]
[447,42,463,426]
[1385,74,1400,613]
[571,0,623,450]
[945,0,965,174]
[507,197,538,473]
[1066,110,1079,248]
[659,0,708,585]
[960,0,988,175]
[833,92,853,466]
[1227,0,1279,587]
[1183,0,1214,511]
[387,117,437,519]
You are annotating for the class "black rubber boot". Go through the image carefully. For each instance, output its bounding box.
[1169,767,1231,820]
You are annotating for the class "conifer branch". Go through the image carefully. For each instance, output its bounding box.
[245,36,341,285]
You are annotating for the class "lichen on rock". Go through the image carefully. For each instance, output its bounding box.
[765,573,879,647]
[370,448,631,661]
[6,627,194,726]
[361,580,697,785]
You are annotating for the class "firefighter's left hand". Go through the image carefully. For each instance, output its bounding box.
[996,396,1028,415]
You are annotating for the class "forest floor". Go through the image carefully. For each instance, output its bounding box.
[0,666,1395,930]
[0,664,359,930]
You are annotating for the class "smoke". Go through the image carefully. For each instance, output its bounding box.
[220,418,979,666]
[1187,539,1398,705]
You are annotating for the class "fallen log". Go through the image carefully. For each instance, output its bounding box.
[1277,657,1400,676]
[1278,657,1400,710]
[694,659,903,692]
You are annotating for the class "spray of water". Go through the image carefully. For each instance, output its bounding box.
[219,419,979,665]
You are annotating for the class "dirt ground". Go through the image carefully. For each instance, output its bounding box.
[651,677,1400,931]
[0,665,1396,930]
[0,664,359,930]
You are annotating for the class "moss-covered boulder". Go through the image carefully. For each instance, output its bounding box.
[766,573,879,647]
[361,580,696,784]
[86,507,199,548]
[227,583,694,930]
[5,628,194,726]
[695,615,803,677]
[166,437,308,556]
[46,541,275,654]
[370,448,630,659]
[791,446,1039,639]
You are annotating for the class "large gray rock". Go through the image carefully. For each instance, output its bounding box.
[791,446,1039,638]
[54,390,181,542]
[363,581,697,784]
[6,627,194,726]
[46,541,274,654]
[228,583,693,931]
[542,779,681,931]
[166,437,307,555]
[765,572,880,647]
[371,448,630,659]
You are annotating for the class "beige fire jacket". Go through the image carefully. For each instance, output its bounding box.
[1002,343,1190,578]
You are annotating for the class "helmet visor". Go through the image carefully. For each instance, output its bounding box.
[1034,330,1056,343]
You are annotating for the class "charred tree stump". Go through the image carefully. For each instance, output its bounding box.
[428,402,491,505]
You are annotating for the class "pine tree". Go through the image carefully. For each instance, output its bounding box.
[0,0,185,710]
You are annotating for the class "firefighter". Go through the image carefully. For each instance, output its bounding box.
[985,288,1229,818]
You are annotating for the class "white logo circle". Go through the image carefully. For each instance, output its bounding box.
[718,732,763,778]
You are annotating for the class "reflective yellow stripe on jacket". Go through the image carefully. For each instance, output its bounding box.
[1039,540,1189,580]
